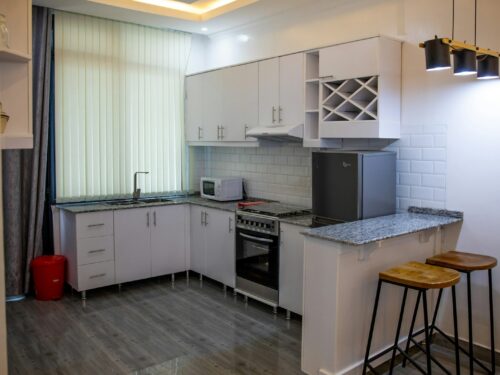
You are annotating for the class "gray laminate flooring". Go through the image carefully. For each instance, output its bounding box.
[7,275,498,375]
[7,275,303,375]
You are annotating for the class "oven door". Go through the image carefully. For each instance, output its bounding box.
[236,228,279,290]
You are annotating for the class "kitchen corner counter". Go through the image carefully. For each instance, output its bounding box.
[279,214,314,227]
[56,196,261,214]
[301,207,463,246]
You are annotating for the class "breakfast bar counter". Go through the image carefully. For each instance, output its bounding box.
[300,208,463,375]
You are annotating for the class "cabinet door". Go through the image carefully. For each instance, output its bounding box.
[151,205,187,277]
[202,70,222,141]
[204,208,235,287]
[279,223,304,315]
[319,38,379,81]
[185,74,204,142]
[220,63,259,142]
[114,208,152,284]
[279,53,304,126]
[258,58,280,126]
[190,205,206,275]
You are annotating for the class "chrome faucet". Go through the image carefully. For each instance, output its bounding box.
[133,171,149,200]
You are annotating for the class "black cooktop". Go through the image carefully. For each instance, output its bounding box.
[239,202,310,218]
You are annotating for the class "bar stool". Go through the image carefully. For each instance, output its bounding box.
[425,251,497,374]
[363,261,461,375]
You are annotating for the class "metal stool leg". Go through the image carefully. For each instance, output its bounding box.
[403,290,422,368]
[466,272,474,375]
[422,290,432,374]
[363,280,383,375]
[429,288,443,339]
[452,285,461,375]
[489,269,496,374]
[389,287,408,374]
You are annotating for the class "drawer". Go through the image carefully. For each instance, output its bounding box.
[77,236,114,266]
[77,261,115,291]
[76,211,113,238]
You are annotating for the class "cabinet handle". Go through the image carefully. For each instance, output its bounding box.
[204,212,208,226]
[220,126,224,140]
[198,126,201,140]
[272,106,276,123]
[153,211,157,226]
[88,223,105,228]
[279,106,283,123]
[200,211,204,225]
[229,217,233,233]
[217,125,220,140]
[244,124,249,139]
[88,249,106,254]
[147,212,150,227]
[89,273,106,279]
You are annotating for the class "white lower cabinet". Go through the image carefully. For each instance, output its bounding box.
[279,223,304,315]
[114,207,152,284]
[190,206,235,288]
[151,205,188,277]
[114,205,188,284]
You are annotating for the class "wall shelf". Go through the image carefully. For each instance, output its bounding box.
[0,134,33,149]
[0,48,31,63]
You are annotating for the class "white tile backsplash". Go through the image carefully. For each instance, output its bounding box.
[190,125,447,212]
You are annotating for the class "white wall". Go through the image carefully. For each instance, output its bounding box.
[189,0,500,351]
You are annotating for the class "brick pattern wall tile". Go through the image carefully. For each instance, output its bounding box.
[385,124,447,211]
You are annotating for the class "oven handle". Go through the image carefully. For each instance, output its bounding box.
[238,232,274,243]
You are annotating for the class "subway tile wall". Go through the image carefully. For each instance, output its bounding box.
[190,125,447,210]
[386,124,447,210]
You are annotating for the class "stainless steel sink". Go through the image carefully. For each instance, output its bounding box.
[139,197,173,204]
[105,199,142,206]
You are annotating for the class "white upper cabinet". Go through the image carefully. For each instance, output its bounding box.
[318,36,401,139]
[185,74,204,142]
[258,54,304,127]
[319,38,380,81]
[279,53,305,126]
[221,63,259,142]
[258,58,280,126]
[202,69,223,142]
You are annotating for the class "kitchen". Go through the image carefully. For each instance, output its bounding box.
[0,0,499,374]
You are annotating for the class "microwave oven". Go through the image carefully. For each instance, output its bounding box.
[200,177,243,201]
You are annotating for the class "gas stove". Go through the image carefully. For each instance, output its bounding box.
[237,202,310,218]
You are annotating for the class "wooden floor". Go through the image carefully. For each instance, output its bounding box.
[7,275,304,375]
[6,274,499,374]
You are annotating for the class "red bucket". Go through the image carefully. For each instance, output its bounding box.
[31,255,66,301]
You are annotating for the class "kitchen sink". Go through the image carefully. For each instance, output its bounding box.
[105,197,173,206]
[139,197,173,204]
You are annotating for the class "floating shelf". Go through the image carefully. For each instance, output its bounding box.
[321,76,379,122]
[306,78,320,83]
[0,48,31,63]
[305,109,319,113]
[0,133,33,149]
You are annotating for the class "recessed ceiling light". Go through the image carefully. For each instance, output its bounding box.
[134,0,238,15]
[237,34,249,42]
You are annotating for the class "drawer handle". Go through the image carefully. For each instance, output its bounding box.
[89,273,106,279]
[88,223,105,228]
[88,249,106,254]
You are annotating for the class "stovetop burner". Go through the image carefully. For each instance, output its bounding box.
[238,202,310,218]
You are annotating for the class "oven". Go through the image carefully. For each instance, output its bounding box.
[235,212,280,305]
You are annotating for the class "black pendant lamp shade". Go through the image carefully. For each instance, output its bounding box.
[453,49,477,75]
[424,37,451,71]
[477,55,499,79]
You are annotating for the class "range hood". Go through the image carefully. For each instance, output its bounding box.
[246,124,304,142]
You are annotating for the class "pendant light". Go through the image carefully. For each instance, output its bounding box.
[423,37,451,71]
[419,0,500,80]
[477,55,499,79]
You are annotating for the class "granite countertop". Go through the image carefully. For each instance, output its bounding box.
[57,195,267,214]
[302,207,463,246]
[279,214,315,227]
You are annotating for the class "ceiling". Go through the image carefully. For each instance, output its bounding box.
[33,0,317,34]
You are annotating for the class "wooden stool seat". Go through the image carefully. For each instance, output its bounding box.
[427,251,497,272]
[380,261,461,289]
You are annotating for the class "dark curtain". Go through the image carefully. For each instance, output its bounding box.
[2,6,53,296]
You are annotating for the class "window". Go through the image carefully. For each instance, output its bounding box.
[54,12,192,199]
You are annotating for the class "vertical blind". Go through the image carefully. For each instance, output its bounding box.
[54,12,192,199]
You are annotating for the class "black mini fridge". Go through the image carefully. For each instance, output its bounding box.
[312,151,396,223]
